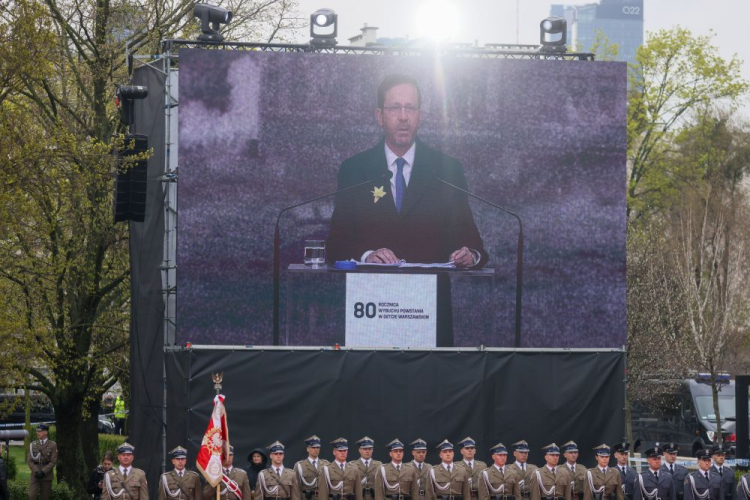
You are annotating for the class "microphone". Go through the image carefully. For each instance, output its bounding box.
[435,174,524,348]
[273,171,393,345]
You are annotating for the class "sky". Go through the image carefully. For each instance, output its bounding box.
[291,0,749,110]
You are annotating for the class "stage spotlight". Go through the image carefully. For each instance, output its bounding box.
[540,16,567,52]
[194,3,233,42]
[310,8,337,46]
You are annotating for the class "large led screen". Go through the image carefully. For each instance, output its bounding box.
[177,49,626,347]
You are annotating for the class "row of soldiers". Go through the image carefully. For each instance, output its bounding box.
[96,437,750,500]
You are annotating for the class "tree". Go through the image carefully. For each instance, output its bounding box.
[626,28,748,220]
[0,0,301,494]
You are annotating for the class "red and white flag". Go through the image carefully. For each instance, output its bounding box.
[196,394,230,488]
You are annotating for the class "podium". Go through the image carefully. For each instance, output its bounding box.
[284,264,500,347]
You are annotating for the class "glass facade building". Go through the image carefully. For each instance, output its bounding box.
[550,0,643,66]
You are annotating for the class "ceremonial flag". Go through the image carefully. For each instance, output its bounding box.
[196,394,230,488]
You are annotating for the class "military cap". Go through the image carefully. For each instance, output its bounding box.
[457,437,476,449]
[387,439,405,451]
[35,424,49,431]
[117,442,135,454]
[490,443,508,455]
[409,439,427,450]
[357,436,374,448]
[512,440,530,452]
[268,441,285,453]
[710,445,725,456]
[561,441,578,453]
[612,442,630,453]
[331,438,348,450]
[436,440,454,451]
[305,435,322,448]
[695,449,712,460]
[542,443,560,455]
[592,444,610,456]
[170,446,188,458]
[643,446,662,458]
[229,445,234,455]
[662,443,679,453]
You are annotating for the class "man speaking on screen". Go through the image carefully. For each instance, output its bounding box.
[327,74,488,268]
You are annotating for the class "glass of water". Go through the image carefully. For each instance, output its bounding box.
[304,239,326,269]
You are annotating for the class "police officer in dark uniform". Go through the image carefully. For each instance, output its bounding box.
[660,444,687,500]
[736,470,750,500]
[683,449,722,500]
[632,446,675,500]
[708,447,733,500]
[612,444,635,500]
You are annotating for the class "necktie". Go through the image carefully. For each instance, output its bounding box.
[670,465,674,474]
[572,465,575,473]
[602,469,607,474]
[654,472,658,480]
[551,468,556,476]
[705,472,709,481]
[395,158,406,213]
[522,464,526,472]
[397,465,401,472]
[621,467,626,474]
[314,460,318,469]
[340,463,345,470]
[418,464,422,471]
[276,468,281,476]
[719,467,723,475]
[447,465,452,473]
[179,471,183,478]
[223,468,228,475]
[123,468,129,480]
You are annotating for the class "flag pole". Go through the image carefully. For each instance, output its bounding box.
[212,372,224,500]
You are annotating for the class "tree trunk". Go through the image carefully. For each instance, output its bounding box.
[711,374,723,447]
[82,398,101,471]
[53,393,87,495]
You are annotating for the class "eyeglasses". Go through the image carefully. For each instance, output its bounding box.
[382,105,420,116]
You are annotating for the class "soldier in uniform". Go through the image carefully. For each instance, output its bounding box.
[408,439,431,500]
[374,439,419,500]
[425,440,471,500]
[477,442,521,500]
[684,449,722,500]
[158,446,201,500]
[254,442,301,500]
[582,445,622,500]
[351,437,383,500]
[560,442,586,500]
[295,436,329,500]
[101,442,149,500]
[27,424,57,500]
[508,441,537,500]
[317,438,364,500]
[527,444,571,500]
[735,470,750,500]
[456,438,487,500]
[632,446,675,500]
[660,443,688,500]
[204,446,253,500]
[611,444,635,500]
[709,447,733,500]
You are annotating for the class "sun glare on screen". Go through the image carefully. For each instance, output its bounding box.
[414,1,461,41]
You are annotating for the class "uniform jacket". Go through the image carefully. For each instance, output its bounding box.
[477,465,522,500]
[317,462,365,500]
[425,462,472,500]
[735,474,750,500]
[561,464,587,497]
[295,459,330,498]
[326,139,488,267]
[27,440,57,480]
[457,461,488,495]
[709,466,733,500]
[508,463,538,498]
[615,466,636,499]
[374,462,420,500]
[351,459,384,492]
[528,466,572,500]
[409,460,433,497]
[253,467,300,500]
[204,467,253,500]
[632,470,676,500]
[101,467,149,500]
[660,464,688,499]
[582,467,623,500]
[158,469,201,500]
[683,470,723,500]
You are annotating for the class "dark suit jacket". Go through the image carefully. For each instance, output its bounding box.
[709,466,733,500]
[683,471,723,500]
[617,466,637,498]
[632,470,676,500]
[327,139,488,267]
